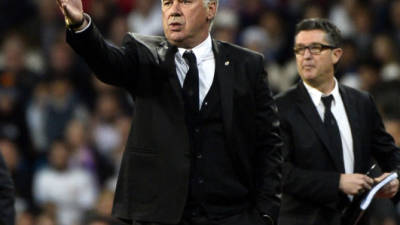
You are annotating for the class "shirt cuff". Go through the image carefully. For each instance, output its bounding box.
[74,13,92,33]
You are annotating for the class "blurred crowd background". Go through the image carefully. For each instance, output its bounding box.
[0,0,400,225]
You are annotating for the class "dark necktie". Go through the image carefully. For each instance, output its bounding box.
[321,95,344,171]
[182,51,199,114]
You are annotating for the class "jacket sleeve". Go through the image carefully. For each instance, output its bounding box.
[66,14,143,89]
[368,94,400,174]
[279,117,342,205]
[253,54,283,224]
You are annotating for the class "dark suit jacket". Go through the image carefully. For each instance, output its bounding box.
[66,22,283,224]
[0,152,15,225]
[275,82,400,225]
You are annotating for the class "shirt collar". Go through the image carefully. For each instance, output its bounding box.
[303,78,340,107]
[177,34,213,64]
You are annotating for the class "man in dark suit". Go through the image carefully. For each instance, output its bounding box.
[56,0,283,224]
[275,18,400,225]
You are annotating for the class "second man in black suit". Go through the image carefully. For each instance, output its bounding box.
[275,18,400,225]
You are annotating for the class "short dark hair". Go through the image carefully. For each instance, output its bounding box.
[295,18,342,47]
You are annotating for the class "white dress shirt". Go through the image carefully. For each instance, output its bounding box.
[303,79,355,174]
[175,34,215,109]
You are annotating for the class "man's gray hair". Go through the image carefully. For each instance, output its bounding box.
[204,0,218,30]
[203,0,219,9]
[161,0,219,29]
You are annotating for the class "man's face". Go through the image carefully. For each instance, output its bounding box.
[294,30,342,87]
[162,0,216,48]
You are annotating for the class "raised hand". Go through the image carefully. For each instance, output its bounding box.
[56,0,84,26]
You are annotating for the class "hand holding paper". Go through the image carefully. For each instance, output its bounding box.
[374,172,399,198]
[339,173,374,195]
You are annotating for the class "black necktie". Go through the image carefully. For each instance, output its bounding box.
[182,51,199,114]
[321,95,344,171]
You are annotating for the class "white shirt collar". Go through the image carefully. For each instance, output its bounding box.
[303,78,341,107]
[177,34,213,65]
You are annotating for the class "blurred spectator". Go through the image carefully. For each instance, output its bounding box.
[94,189,114,217]
[103,115,131,191]
[259,10,291,64]
[87,0,119,34]
[126,0,162,35]
[0,0,35,40]
[115,0,135,15]
[389,0,400,48]
[337,38,359,79]
[372,81,400,119]
[372,34,400,81]
[16,210,35,225]
[358,59,382,91]
[0,33,40,108]
[29,0,65,60]
[44,78,89,147]
[65,119,97,174]
[212,9,239,44]
[91,92,125,157]
[26,81,49,154]
[352,4,374,57]
[33,140,97,225]
[385,119,400,147]
[35,212,57,225]
[0,139,33,213]
[65,119,115,185]
[329,0,357,38]
[302,2,327,19]
[82,188,116,225]
[46,34,94,106]
[238,0,265,28]
[240,26,269,54]
[0,145,15,225]
[46,34,74,79]
[371,81,400,148]
[0,86,34,161]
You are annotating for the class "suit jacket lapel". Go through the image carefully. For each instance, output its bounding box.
[156,39,234,142]
[156,40,184,105]
[213,39,234,143]
[295,82,345,172]
[340,85,362,173]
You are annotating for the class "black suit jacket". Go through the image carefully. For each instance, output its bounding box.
[67,22,283,224]
[275,82,400,225]
[0,152,15,225]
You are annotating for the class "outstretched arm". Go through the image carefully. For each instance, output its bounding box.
[57,0,145,89]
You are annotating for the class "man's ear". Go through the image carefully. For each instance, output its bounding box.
[206,1,217,21]
[332,48,343,65]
